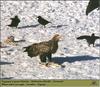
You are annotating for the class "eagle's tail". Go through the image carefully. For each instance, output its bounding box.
[23,45,39,57]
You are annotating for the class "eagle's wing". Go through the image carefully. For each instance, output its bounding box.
[37,42,50,53]
[24,41,51,57]
[77,35,90,40]
[24,45,34,57]
[86,0,99,15]
[24,44,39,57]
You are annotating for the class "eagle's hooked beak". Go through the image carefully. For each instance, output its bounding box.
[58,35,63,41]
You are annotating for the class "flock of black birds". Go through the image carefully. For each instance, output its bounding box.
[4,0,100,65]
[7,0,100,28]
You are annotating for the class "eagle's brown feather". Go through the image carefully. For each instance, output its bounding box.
[24,34,61,63]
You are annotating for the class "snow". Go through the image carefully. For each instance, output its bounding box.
[0,1,100,79]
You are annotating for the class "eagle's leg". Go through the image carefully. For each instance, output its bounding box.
[45,54,53,67]
[47,53,55,65]
[40,54,46,63]
[47,54,52,62]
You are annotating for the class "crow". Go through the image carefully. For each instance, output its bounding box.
[7,15,20,28]
[86,0,100,15]
[23,34,61,64]
[77,33,100,47]
[37,16,51,27]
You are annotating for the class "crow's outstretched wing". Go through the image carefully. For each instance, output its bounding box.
[77,35,90,40]
[86,0,99,15]
[94,36,100,39]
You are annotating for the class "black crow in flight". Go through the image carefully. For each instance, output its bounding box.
[37,16,51,27]
[7,15,20,28]
[86,0,100,15]
[77,33,100,47]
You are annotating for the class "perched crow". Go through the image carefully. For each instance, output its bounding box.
[8,15,20,28]
[37,16,51,27]
[77,33,100,47]
[24,34,61,63]
[86,0,100,15]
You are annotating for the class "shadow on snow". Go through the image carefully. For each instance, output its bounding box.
[95,44,100,47]
[0,61,14,65]
[0,77,13,79]
[18,24,68,29]
[52,55,100,65]
[18,24,39,29]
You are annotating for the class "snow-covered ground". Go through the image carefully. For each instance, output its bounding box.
[0,1,100,79]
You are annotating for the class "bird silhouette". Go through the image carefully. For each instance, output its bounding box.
[37,16,51,27]
[77,33,100,47]
[86,0,99,15]
[7,15,20,28]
